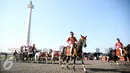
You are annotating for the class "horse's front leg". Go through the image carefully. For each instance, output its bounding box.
[22,54,24,62]
[73,55,76,71]
[66,56,70,69]
[29,54,32,63]
[51,56,54,64]
[25,56,28,62]
[128,54,130,61]
[45,56,48,64]
[115,56,120,65]
[27,55,30,62]
[59,56,62,65]
[80,56,87,73]
[123,54,128,65]
[61,55,66,69]
[35,54,38,63]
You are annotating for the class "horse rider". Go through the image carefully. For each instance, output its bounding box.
[32,44,37,55]
[20,46,24,54]
[67,31,78,56]
[115,38,124,57]
[27,45,31,54]
[27,44,35,54]
[24,45,28,54]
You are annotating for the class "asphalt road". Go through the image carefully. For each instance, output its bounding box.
[0,60,130,73]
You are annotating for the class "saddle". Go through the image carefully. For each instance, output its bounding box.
[116,49,121,56]
[66,46,77,56]
[53,51,60,57]
[40,52,46,57]
[46,53,51,57]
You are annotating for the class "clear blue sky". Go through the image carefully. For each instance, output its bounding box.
[0,0,130,52]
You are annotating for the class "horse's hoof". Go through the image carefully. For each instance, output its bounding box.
[117,63,119,65]
[84,71,87,73]
[67,66,70,70]
[59,62,61,65]
[73,69,76,71]
[73,67,75,71]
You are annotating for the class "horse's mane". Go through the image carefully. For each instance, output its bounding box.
[127,44,130,47]
[76,38,83,53]
[77,38,82,45]
[124,44,130,51]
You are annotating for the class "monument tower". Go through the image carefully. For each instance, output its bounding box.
[26,0,34,45]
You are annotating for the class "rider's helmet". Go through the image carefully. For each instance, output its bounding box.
[70,31,74,35]
[117,38,120,41]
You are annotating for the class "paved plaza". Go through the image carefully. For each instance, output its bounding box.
[0,60,130,73]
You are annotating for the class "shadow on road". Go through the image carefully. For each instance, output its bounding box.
[87,68,130,73]
[69,63,92,65]
[33,62,92,65]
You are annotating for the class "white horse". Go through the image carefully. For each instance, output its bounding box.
[34,49,51,63]
[34,52,40,63]
[34,48,61,64]
[49,49,61,64]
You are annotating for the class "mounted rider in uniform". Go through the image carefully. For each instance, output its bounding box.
[115,38,124,57]
[32,44,37,56]
[67,31,77,56]
[20,46,24,54]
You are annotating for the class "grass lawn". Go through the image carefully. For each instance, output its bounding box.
[0,55,13,60]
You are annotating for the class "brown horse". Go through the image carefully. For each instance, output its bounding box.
[61,35,87,73]
[108,44,130,65]
[26,45,36,62]
[123,44,130,64]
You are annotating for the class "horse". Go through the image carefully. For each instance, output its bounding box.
[26,45,37,63]
[59,45,74,64]
[108,44,130,65]
[108,49,120,65]
[59,45,67,65]
[61,35,87,73]
[34,50,48,63]
[42,49,61,64]
[17,46,28,62]
[13,51,19,62]
[49,49,61,64]
[123,44,130,64]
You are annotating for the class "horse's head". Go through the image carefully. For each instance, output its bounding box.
[80,35,87,48]
[124,44,130,51]
[59,45,65,53]
[48,49,53,54]
[127,44,130,48]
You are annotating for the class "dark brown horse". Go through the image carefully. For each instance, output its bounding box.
[25,45,38,62]
[61,35,87,73]
[108,44,130,65]
[123,44,130,63]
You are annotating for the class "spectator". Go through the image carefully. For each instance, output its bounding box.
[13,50,18,61]
[4,53,8,61]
